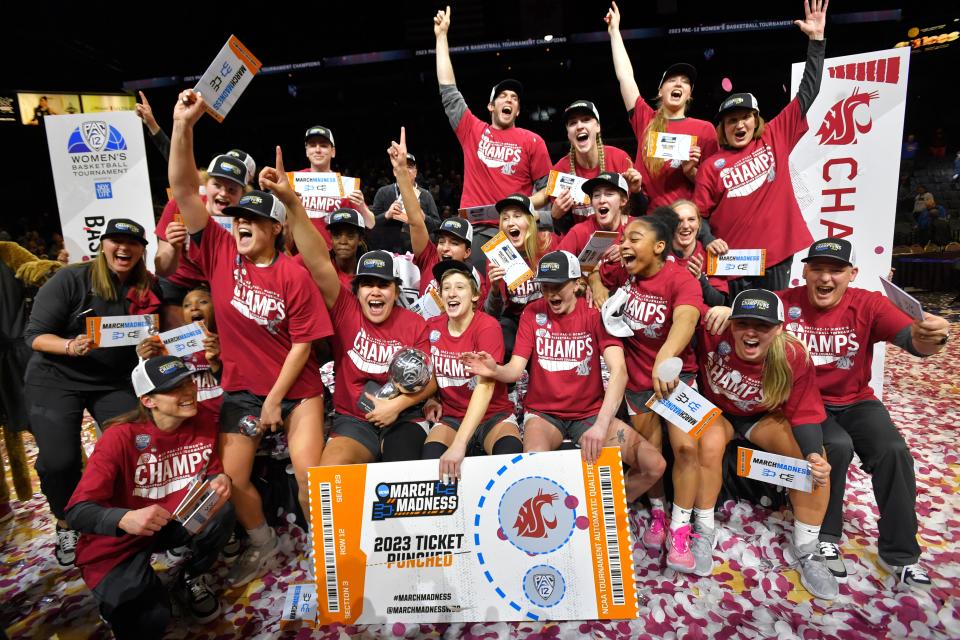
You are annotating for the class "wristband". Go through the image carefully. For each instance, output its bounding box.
[65,338,75,356]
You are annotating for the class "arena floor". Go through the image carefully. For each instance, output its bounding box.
[2,292,958,639]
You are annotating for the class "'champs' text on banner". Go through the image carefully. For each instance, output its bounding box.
[788,47,910,399]
[44,111,156,266]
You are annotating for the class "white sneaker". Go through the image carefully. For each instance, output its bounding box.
[227,530,279,587]
[55,526,80,566]
[877,557,932,591]
[817,541,847,581]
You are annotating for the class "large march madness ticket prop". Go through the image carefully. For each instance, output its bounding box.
[307,448,637,624]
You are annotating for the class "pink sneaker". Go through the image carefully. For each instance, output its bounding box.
[666,525,697,573]
[642,508,667,551]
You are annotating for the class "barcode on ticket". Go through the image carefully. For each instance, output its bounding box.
[320,482,339,613]
[598,466,624,605]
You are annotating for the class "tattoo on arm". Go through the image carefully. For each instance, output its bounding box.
[617,428,626,444]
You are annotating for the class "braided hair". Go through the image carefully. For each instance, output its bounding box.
[569,132,606,175]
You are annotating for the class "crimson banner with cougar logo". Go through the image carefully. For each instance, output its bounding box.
[306,448,637,624]
[787,47,910,398]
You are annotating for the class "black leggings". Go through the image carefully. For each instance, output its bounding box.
[26,384,137,520]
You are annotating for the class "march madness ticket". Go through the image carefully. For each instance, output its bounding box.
[307,448,638,624]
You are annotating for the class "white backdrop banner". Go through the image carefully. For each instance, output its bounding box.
[44,111,156,266]
[789,47,910,399]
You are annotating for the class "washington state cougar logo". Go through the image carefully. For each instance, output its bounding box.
[816,88,879,146]
[514,489,559,538]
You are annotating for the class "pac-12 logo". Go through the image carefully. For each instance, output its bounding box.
[816,88,879,146]
[371,480,458,521]
[68,121,127,153]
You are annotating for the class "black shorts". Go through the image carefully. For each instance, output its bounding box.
[436,412,518,453]
[330,412,429,460]
[725,412,767,439]
[624,373,697,416]
[219,390,305,434]
[158,277,191,305]
[523,410,596,444]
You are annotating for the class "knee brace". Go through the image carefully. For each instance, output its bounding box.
[492,435,522,456]
[421,441,449,459]
[381,421,428,462]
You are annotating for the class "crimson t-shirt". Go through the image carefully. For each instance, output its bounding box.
[328,288,430,419]
[426,311,513,421]
[619,261,703,392]
[697,326,826,426]
[183,350,223,424]
[193,221,332,398]
[549,145,633,223]
[629,98,719,208]
[779,286,913,405]
[558,216,630,258]
[456,110,552,223]
[66,415,223,589]
[692,99,812,268]
[156,198,206,289]
[513,297,619,420]
[291,252,353,290]
[667,241,730,295]
[413,240,490,308]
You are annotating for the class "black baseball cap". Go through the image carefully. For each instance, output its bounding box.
[406,152,417,165]
[304,125,335,146]
[132,355,194,396]
[489,79,523,104]
[717,92,760,120]
[432,258,479,289]
[801,238,857,267]
[660,63,698,88]
[535,250,582,284]
[328,208,365,232]
[355,250,396,282]
[101,218,148,245]
[563,100,600,123]
[581,171,629,198]
[222,190,286,225]
[437,218,473,245]
[226,148,256,184]
[730,289,784,325]
[495,193,536,217]
[206,154,247,187]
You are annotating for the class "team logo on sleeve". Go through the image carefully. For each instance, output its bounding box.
[816,88,879,146]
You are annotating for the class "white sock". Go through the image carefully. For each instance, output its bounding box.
[693,507,715,532]
[793,520,821,549]
[649,496,665,512]
[670,505,693,530]
[247,523,273,547]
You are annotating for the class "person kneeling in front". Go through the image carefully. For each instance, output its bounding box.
[65,356,234,639]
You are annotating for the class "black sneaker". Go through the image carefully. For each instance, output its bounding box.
[878,557,933,591]
[178,572,221,623]
[818,541,847,581]
[222,530,242,562]
[55,525,80,566]
[166,545,190,563]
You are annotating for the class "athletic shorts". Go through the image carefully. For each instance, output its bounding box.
[436,412,517,454]
[219,390,304,434]
[725,412,767,439]
[330,412,429,460]
[624,373,697,416]
[158,277,190,305]
[523,410,596,444]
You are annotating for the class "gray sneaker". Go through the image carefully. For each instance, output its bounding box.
[817,541,847,581]
[691,526,717,577]
[227,530,279,587]
[786,541,839,600]
[877,557,932,591]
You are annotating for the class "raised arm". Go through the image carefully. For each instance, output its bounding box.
[389,128,430,255]
[605,2,641,111]
[169,90,210,234]
[434,6,456,86]
[794,0,828,115]
[259,146,341,308]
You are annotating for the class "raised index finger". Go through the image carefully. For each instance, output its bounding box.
[275,145,286,175]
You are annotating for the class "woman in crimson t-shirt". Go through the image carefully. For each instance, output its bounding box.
[532,99,638,235]
[606,4,718,208]
[603,213,703,559]
[421,261,522,482]
[693,1,829,294]
[667,199,730,307]
[171,91,333,587]
[692,287,835,599]
[464,250,664,504]
[285,133,438,465]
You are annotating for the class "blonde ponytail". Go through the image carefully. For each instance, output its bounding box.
[761,332,809,410]
[641,104,669,176]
